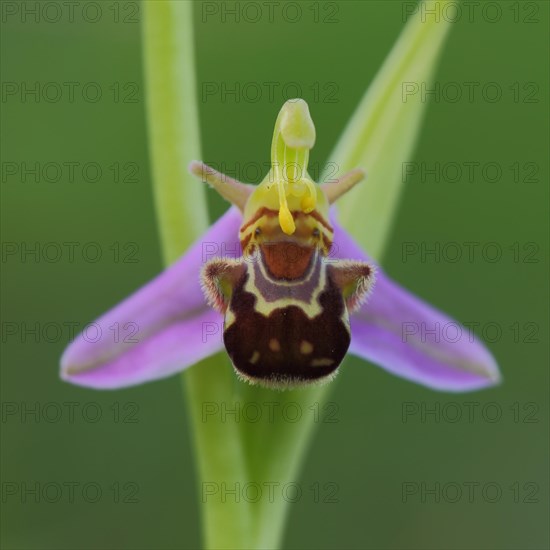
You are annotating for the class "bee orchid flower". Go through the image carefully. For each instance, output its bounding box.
[60,99,500,392]
[59,2,504,547]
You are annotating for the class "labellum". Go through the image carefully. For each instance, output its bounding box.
[193,99,375,389]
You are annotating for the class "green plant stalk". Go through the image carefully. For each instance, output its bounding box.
[142,2,254,548]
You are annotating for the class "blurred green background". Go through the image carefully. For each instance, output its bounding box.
[1,1,548,549]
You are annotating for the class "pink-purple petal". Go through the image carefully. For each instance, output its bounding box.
[332,220,501,391]
[60,207,242,388]
[62,309,224,389]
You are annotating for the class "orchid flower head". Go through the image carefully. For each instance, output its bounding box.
[60,100,501,392]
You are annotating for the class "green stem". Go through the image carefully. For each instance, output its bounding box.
[239,384,332,549]
[142,3,254,548]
